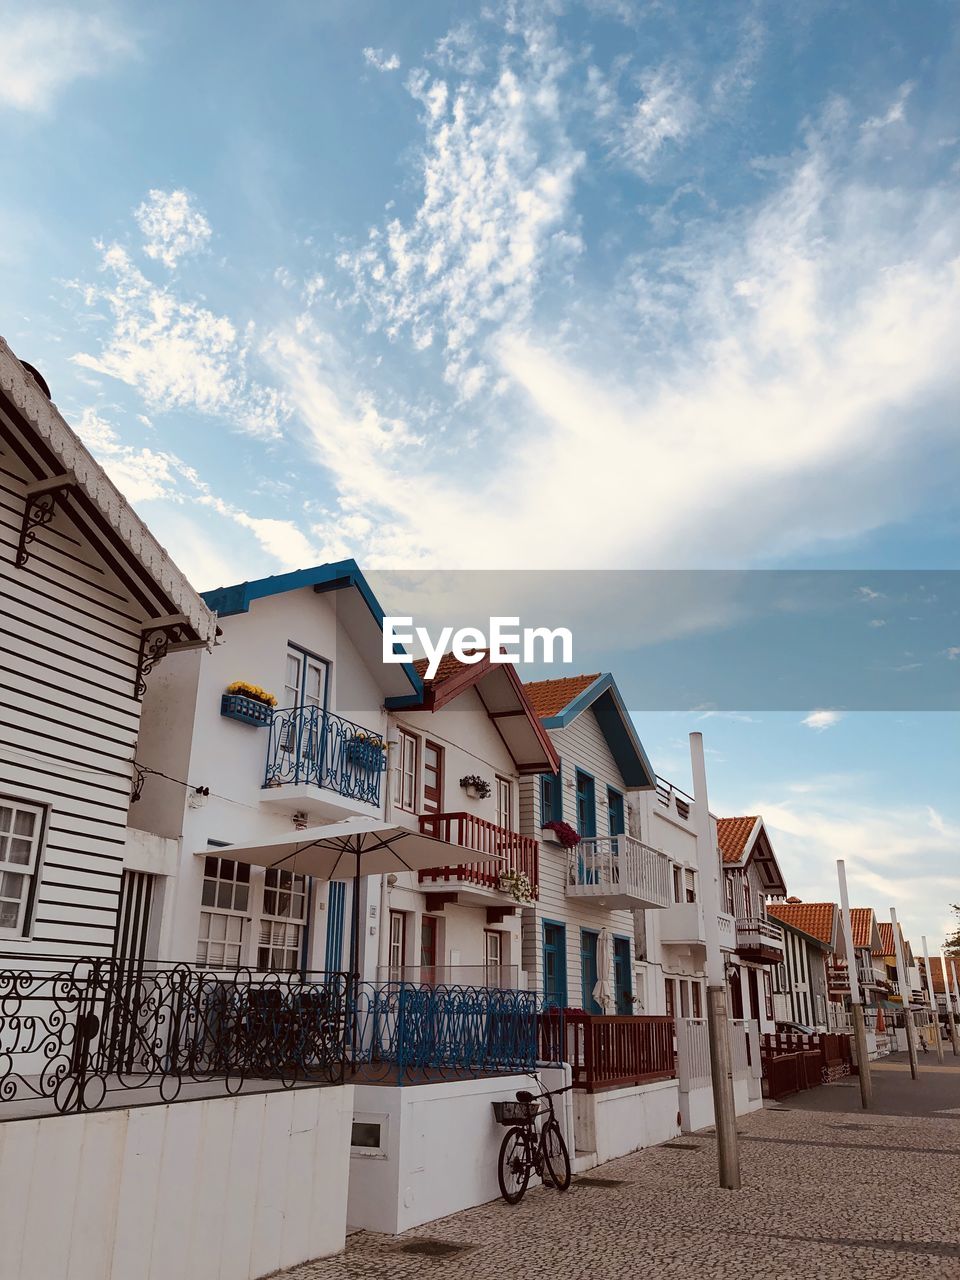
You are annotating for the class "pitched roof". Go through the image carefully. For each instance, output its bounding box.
[849,908,875,949]
[766,901,837,948]
[716,816,759,864]
[524,674,602,719]
[875,921,896,958]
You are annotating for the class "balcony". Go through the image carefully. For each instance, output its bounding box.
[735,916,784,964]
[262,706,386,819]
[539,1010,676,1092]
[566,836,671,911]
[660,902,737,952]
[417,812,539,907]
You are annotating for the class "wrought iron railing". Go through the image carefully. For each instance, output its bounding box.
[263,705,386,805]
[0,959,351,1115]
[417,812,539,898]
[351,982,542,1085]
[566,836,672,908]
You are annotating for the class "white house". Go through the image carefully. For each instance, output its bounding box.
[765,899,838,1031]
[0,338,217,963]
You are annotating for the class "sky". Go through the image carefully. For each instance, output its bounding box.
[1,0,958,949]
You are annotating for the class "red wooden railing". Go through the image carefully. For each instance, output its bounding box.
[418,812,539,898]
[559,1012,676,1092]
[760,1031,855,1099]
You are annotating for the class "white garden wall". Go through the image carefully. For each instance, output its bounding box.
[0,1083,354,1280]
[572,1078,680,1168]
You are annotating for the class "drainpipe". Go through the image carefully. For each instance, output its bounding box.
[890,908,919,1079]
[837,861,872,1108]
[690,733,740,1191]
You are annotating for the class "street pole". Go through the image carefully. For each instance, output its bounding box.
[837,860,872,1109]
[941,949,960,1055]
[890,909,918,1079]
[690,732,740,1191]
[922,936,944,1064]
[949,955,960,1057]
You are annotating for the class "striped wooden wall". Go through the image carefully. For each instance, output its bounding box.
[0,412,145,959]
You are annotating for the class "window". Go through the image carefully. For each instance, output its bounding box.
[664,977,675,1018]
[684,868,696,903]
[691,981,703,1019]
[258,868,307,970]
[540,770,562,825]
[0,799,44,935]
[724,874,736,916]
[484,929,503,982]
[496,777,512,830]
[607,788,625,837]
[672,865,683,904]
[422,741,444,814]
[575,771,596,838]
[679,980,690,1018]
[758,890,766,919]
[388,910,406,977]
[282,648,328,754]
[394,730,418,812]
[763,970,774,1021]
[197,856,250,967]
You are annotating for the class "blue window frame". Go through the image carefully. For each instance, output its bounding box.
[613,935,632,1014]
[607,787,625,837]
[540,767,562,825]
[580,928,601,1013]
[542,920,567,1009]
[575,770,596,838]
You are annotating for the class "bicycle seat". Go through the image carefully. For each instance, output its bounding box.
[516,1090,534,1103]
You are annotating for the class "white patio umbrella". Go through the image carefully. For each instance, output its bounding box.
[196,816,502,981]
[593,927,614,1014]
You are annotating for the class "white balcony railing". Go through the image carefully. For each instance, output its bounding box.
[567,835,671,910]
[735,916,784,953]
[659,905,737,950]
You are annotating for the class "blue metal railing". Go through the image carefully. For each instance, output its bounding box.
[264,706,386,805]
[351,982,543,1084]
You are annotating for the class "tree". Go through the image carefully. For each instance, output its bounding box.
[945,904,960,956]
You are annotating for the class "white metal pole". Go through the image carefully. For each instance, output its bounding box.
[922,936,944,1063]
[890,909,918,1078]
[690,732,740,1191]
[941,949,960,1056]
[951,957,960,1056]
[837,860,872,1108]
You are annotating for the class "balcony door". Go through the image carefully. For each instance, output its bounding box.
[542,922,567,1008]
[283,648,328,767]
[422,741,444,814]
[580,929,601,1013]
[613,936,632,1014]
[420,914,438,984]
[576,771,596,838]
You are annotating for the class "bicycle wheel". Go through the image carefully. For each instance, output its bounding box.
[498,1127,531,1205]
[541,1119,571,1191]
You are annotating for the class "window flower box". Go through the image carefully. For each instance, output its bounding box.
[221,693,273,727]
[345,735,386,772]
[459,774,491,800]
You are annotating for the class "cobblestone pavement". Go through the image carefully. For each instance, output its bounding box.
[272,1056,960,1280]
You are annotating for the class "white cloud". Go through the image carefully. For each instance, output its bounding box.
[0,8,135,112]
[76,407,195,504]
[945,647,960,661]
[801,710,843,731]
[861,81,914,137]
[71,240,287,438]
[135,190,212,269]
[363,47,401,73]
[616,68,698,176]
[856,586,882,601]
[868,618,886,628]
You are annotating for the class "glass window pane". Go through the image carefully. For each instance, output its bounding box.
[6,839,32,865]
[0,807,11,833]
[0,901,19,928]
[235,885,248,911]
[1,871,24,899]
[201,881,215,907]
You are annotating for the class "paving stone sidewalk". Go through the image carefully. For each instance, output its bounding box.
[273,1055,960,1280]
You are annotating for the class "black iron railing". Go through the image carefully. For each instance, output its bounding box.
[0,959,351,1115]
[263,706,386,805]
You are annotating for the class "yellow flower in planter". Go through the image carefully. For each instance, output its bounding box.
[226,680,277,707]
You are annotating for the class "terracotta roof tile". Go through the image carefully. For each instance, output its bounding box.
[716,816,759,864]
[849,908,875,949]
[875,921,896,958]
[766,901,836,946]
[523,674,601,719]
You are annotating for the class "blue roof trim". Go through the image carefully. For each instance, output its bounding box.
[200,559,423,698]
[542,673,655,790]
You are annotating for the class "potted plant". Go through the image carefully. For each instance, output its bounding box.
[542,819,581,848]
[344,730,387,771]
[459,774,491,800]
[221,680,277,727]
[499,868,534,904]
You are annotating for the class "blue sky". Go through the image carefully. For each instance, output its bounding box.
[2,1,958,947]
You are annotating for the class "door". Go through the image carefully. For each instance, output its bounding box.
[607,788,625,837]
[575,771,596,837]
[581,929,601,1013]
[283,648,328,769]
[484,929,503,986]
[747,967,760,1021]
[423,741,444,814]
[613,936,632,1014]
[420,915,438,984]
[388,910,406,981]
[728,967,744,1019]
[542,923,567,1008]
[495,776,512,830]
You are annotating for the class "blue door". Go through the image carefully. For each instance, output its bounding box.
[581,929,601,1013]
[607,789,625,836]
[576,771,596,837]
[613,937,632,1015]
[542,923,567,1008]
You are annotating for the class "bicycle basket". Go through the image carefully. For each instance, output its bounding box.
[492,1099,539,1126]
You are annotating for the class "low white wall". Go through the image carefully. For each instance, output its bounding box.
[0,1084,354,1280]
[347,1074,533,1235]
[573,1078,680,1166]
[679,1077,761,1133]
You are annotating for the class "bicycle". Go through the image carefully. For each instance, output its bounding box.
[493,1083,572,1204]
